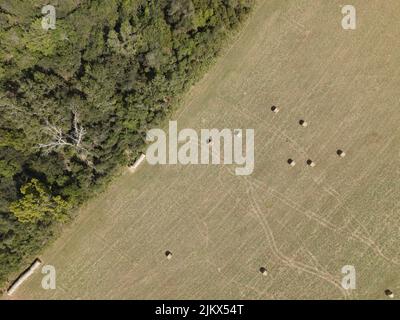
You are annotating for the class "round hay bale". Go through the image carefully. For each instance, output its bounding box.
[165,251,173,260]
[299,120,308,127]
[259,267,268,276]
[385,289,394,298]
[234,129,242,137]
[287,158,296,167]
[271,105,279,113]
[307,159,316,167]
[337,149,346,158]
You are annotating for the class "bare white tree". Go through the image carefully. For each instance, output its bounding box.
[71,108,86,147]
[38,109,87,155]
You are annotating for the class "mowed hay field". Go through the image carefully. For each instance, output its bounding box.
[9,0,400,299]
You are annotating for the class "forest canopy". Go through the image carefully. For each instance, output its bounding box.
[0,0,254,289]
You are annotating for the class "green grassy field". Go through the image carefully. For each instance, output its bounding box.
[8,0,400,299]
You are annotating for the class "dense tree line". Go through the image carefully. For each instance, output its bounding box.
[0,0,254,289]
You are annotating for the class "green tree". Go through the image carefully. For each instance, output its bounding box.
[0,159,21,178]
[9,179,71,224]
